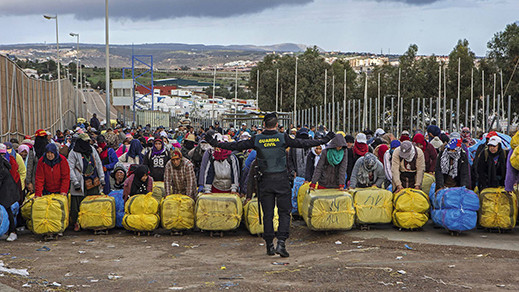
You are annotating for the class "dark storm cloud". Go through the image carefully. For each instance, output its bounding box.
[0,0,314,20]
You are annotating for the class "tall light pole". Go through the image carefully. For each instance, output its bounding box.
[105,0,111,126]
[70,32,80,121]
[44,14,63,130]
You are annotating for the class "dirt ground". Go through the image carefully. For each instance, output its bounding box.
[1,220,519,291]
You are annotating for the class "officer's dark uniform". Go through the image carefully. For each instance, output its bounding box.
[208,113,334,257]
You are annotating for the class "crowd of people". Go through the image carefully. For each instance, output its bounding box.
[0,111,518,251]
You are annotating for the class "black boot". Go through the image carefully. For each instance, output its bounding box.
[275,240,290,257]
[266,240,276,256]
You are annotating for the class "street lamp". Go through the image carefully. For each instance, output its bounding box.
[43,14,63,131]
[70,32,80,121]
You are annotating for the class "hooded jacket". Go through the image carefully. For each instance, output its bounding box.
[349,153,386,189]
[476,145,507,190]
[199,149,240,193]
[34,145,70,197]
[142,142,170,182]
[0,157,18,208]
[109,162,127,191]
[311,134,348,189]
[305,147,321,181]
[68,145,106,196]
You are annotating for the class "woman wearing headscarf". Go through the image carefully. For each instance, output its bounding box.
[349,152,386,189]
[434,138,470,191]
[391,140,426,193]
[460,127,476,146]
[96,135,119,194]
[120,139,144,165]
[412,133,437,174]
[116,134,132,157]
[110,162,127,191]
[199,145,241,194]
[17,145,30,168]
[34,144,70,197]
[68,133,105,231]
[142,137,170,182]
[304,145,322,182]
[26,129,49,193]
[123,165,153,201]
[310,134,348,190]
[383,140,401,182]
[0,144,20,241]
[4,142,26,191]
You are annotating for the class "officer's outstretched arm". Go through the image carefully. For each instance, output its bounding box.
[286,131,335,149]
[205,131,255,151]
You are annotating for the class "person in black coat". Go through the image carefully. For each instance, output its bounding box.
[0,148,20,241]
[90,113,101,131]
[476,136,507,190]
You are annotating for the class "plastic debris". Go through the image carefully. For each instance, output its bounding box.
[51,282,61,287]
[107,245,116,248]
[352,240,364,244]
[66,285,75,288]
[169,288,184,290]
[404,244,413,250]
[108,274,122,280]
[335,241,342,245]
[0,253,10,256]
[448,265,456,268]
[65,272,73,277]
[80,260,89,264]
[0,261,29,276]
[171,242,180,247]
[497,284,505,288]
[78,251,86,254]
[272,262,290,266]
[36,246,51,251]
[86,239,94,242]
[220,266,227,270]
[379,282,394,286]
[259,243,264,246]
[396,256,403,260]
[90,279,99,283]
[397,270,407,275]
[22,283,31,288]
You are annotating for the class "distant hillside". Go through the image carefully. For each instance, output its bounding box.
[0,42,321,69]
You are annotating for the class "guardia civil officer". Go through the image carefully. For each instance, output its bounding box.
[206,113,334,257]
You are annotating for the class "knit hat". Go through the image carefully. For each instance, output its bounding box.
[486,131,498,139]
[430,136,443,149]
[399,141,415,161]
[344,135,355,144]
[35,129,47,137]
[78,133,91,141]
[426,125,441,137]
[446,138,462,150]
[390,140,401,149]
[0,143,6,154]
[412,133,427,148]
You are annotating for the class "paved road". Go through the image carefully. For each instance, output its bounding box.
[83,90,118,122]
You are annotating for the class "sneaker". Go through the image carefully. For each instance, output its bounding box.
[6,233,17,242]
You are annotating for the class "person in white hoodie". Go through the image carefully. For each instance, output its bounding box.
[304,145,322,182]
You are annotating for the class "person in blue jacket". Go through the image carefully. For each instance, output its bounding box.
[96,136,119,194]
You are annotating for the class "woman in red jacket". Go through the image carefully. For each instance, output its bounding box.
[34,144,70,197]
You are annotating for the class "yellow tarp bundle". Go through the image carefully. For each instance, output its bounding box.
[478,187,517,229]
[123,193,160,231]
[301,189,355,231]
[122,214,160,231]
[243,198,279,235]
[152,182,166,202]
[195,193,243,231]
[160,194,195,230]
[392,188,430,229]
[297,182,314,218]
[510,147,519,171]
[351,187,393,224]
[78,195,116,230]
[31,194,69,234]
[421,173,436,195]
[21,193,35,221]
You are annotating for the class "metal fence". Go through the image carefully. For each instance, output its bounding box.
[0,54,85,141]
[287,96,518,136]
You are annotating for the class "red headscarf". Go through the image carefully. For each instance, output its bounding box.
[353,141,369,157]
[213,148,232,161]
[376,144,389,163]
[412,133,427,149]
[399,135,410,142]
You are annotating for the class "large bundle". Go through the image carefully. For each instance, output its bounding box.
[291,177,305,215]
[0,205,8,237]
[351,187,393,224]
[511,147,519,171]
[160,194,195,231]
[31,194,69,235]
[152,181,166,202]
[122,193,160,232]
[297,182,312,218]
[195,193,243,231]
[21,193,35,230]
[300,189,355,231]
[421,173,436,196]
[108,190,124,227]
[478,187,517,230]
[243,198,279,235]
[78,195,116,230]
[392,188,429,229]
[431,187,479,232]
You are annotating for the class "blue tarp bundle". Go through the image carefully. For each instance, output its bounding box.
[108,190,125,228]
[431,187,479,232]
[291,177,305,215]
[0,205,9,236]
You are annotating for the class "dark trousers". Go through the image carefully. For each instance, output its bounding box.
[70,195,86,226]
[259,172,292,241]
[6,206,16,233]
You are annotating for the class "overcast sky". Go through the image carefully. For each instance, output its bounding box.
[0,0,516,56]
